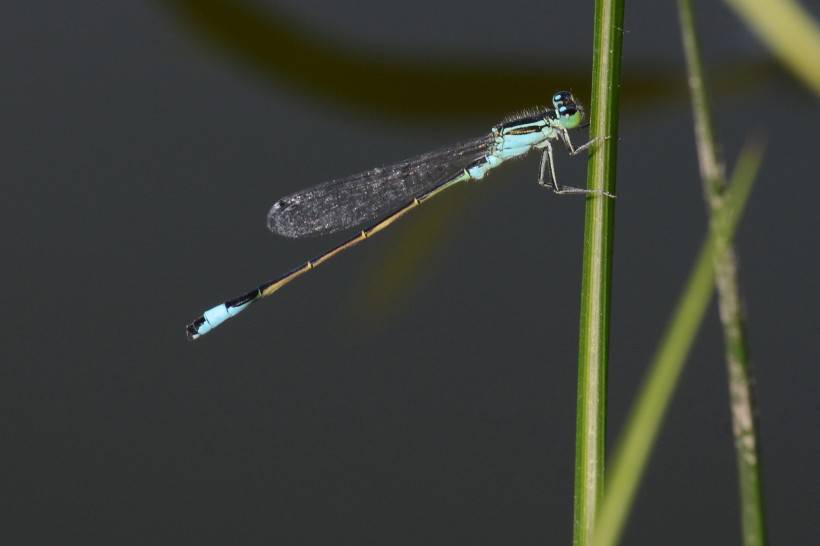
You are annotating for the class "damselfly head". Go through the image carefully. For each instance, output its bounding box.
[551,90,584,130]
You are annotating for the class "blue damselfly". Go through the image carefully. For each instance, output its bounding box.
[186,91,612,340]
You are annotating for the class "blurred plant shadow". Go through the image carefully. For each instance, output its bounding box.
[158,0,781,122]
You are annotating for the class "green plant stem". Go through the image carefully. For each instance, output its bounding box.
[724,0,820,97]
[679,2,768,545]
[591,141,764,546]
[573,1,624,545]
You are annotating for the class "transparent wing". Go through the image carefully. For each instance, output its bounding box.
[267,134,495,238]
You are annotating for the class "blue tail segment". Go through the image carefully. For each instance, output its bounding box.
[186,289,259,340]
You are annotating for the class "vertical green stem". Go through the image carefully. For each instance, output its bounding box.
[573,1,624,545]
[678,2,768,545]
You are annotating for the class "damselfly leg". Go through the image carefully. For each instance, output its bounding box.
[537,136,615,198]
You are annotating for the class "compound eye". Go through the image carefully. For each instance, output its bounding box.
[557,104,583,129]
[552,91,572,107]
[558,104,577,117]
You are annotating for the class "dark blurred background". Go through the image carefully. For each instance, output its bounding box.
[3,1,818,544]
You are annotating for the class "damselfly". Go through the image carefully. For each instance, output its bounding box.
[186,91,613,340]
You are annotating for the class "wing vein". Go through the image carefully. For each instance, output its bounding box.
[267,134,495,238]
